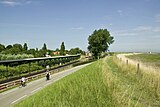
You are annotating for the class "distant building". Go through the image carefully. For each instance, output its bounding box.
[53,51,60,55]
[85,52,92,59]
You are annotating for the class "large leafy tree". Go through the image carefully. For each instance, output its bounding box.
[88,29,114,59]
[69,47,84,55]
[0,43,5,52]
[6,45,12,50]
[60,42,65,55]
[2,45,12,54]
[11,43,23,54]
[27,48,36,57]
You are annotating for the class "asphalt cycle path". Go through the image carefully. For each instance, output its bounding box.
[0,63,90,107]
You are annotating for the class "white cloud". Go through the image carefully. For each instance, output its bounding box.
[0,0,33,7]
[133,26,160,33]
[133,26,152,32]
[118,33,137,36]
[117,10,123,16]
[153,27,160,32]
[0,0,21,7]
[71,27,84,30]
[113,30,131,34]
[26,1,32,4]
[150,35,160,39]
[155,14,160,22]
[113,26,160,37]
[112,30,137,37]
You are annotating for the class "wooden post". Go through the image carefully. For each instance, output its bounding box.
[126,60,128,65]
[137,63,140,80]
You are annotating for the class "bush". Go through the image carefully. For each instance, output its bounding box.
[0,54,34,60]
[1,55,7,60]
[0,54,3,60]
[6,54,15,60]
[0,65,7,79]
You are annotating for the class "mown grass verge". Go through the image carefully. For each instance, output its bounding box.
[14,56,160,107]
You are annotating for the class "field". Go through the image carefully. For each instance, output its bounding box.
[14,56,160,107]
[127,53,160,69]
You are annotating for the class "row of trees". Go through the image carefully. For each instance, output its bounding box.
[58,42,85,55]
[0,28,114,60]
[0,42,85,60]
[0,43,48,58]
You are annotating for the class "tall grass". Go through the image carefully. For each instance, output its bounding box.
[111,56,160,106]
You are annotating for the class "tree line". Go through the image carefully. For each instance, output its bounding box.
[0,42,85,60]
[0,28,114,60]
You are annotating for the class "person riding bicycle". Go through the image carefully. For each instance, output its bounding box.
[46,71,50,80]
[21,77,26,87]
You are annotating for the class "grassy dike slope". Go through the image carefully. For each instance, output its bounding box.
[14,57,160,107]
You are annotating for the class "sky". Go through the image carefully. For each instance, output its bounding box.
[0,0,160,52]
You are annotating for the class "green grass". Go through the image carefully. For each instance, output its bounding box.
[106,57,160,106]
[127,53,160,68]
[14,60,114,107]
[14,57,160,107]
[72,59,96,67]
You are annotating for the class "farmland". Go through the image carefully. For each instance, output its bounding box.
[127,53,160,69]
[14,55,160,107]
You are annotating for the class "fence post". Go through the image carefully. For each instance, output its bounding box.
[120,58,122,61]
[126,60,128,65]
[137,63,140,80]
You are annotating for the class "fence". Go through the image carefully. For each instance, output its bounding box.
[116,54,160,80]
[117,54,142,80]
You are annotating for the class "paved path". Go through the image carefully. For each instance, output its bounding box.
[0,64,90,107]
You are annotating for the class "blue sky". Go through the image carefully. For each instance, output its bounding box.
[0,0,160,52]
